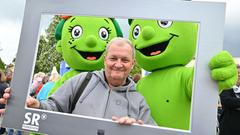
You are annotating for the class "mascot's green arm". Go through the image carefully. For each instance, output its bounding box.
[209,51,237,93]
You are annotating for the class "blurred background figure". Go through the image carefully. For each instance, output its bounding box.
[5,68,13,86]
[37,67,60,101]
[3,67,24,135]
[219,64,240,135]
[132,73,141,83]
[29,72,45,98]
[0,70,8,134]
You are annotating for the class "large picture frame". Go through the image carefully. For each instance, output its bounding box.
[2,0,226,135]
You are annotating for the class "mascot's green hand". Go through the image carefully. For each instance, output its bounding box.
[209,51,237,93]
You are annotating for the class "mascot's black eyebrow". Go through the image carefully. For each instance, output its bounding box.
[104,19,109,24]
[70,17,76,23]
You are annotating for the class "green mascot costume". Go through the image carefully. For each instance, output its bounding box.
[47,16,123,96]
[128,19,237,130]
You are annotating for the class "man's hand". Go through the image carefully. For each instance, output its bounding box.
[26,96,40,109]
[112,116,144,125]
[209,51,238,93]
[0,88,41,115]
[0,88,11,114]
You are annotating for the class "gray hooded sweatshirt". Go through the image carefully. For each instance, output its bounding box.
[40,70,156,125]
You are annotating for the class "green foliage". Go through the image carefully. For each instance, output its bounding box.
[0,57,5,70]
[130,62,141,77]
[12,57,16,64]
[34,15,63,74]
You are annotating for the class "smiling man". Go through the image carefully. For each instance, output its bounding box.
[104,38,135,87]
[1,37,156,127]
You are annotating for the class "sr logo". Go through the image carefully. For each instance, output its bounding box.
[22,112,47,131]
[24,112,40,126]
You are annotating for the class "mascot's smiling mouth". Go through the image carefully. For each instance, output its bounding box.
[138,33,178,56]
[72,48,103,60]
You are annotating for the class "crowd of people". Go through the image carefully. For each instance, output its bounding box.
[29,67,60,101]
[0,68,24,135]
[0,70,8,134]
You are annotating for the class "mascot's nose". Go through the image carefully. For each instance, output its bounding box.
[86,35,97,48]
[142,26,155,40]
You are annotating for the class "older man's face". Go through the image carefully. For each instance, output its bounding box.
[104,41,134,87]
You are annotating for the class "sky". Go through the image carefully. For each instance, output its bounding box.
[1,0,239,65]
[0,0,26,64]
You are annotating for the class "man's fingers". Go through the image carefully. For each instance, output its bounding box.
[0,98,7,104]
[137,120,144,125]
[26,96,40,108]
[112,116,119,121]
[26,97,34,107]
[0,109,5,114]
[125,118,136,125]
[112,116,144,125]
[118,117,128,124]
[117,117,136,125]
[0,87,12,104]
[4,88,11,93]
[3,93,10,99]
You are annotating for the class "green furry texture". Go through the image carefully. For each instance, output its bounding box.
[129,19,198,71]
[55,19,65,40]
[111,18,123,37]
[128,19,133,25]
[128,19,237,130]
[209,51,238,92]
[128,19,198,130]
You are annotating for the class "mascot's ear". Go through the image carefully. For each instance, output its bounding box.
[128,19,133,25]
[110,18,123,37]
[56,40,62,54]
[55,19,65,40]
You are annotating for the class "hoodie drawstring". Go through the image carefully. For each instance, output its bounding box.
[126,86,132,117]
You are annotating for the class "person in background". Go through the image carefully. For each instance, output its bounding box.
[37,72,60,101]
[2,69,23,135]
[29,72,45,98]
[0,70,8,134]
[5,69,13,86]
[219,64,240,135]
[132,73,141,83]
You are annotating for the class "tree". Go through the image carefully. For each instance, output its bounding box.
[130,63,142,77]
[0,57,5,70]
[34,15,63,74]
[12,57,16,64]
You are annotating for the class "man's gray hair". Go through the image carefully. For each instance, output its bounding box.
[105,37,135,58]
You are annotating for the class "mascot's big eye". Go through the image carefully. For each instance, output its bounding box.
[71,26,82,39]
[158,20,173,28]
[132,25,140,39]
[99,27,109,40]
